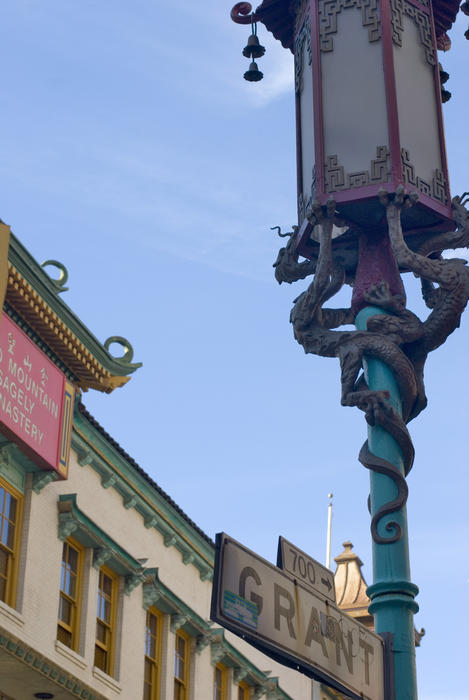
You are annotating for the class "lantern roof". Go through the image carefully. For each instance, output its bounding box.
[253,0,462,51]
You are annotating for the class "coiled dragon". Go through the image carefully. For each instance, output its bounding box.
[274,188,469,542]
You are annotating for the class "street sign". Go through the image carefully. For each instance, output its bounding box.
[277,536,336,603]
[211,533,384,700]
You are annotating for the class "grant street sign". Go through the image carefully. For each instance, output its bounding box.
[211,533,384,700]
[277,536,336,602]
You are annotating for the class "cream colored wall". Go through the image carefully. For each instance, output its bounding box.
[0,446,313,699]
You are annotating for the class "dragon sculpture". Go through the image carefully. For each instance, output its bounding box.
[274,187,469,542]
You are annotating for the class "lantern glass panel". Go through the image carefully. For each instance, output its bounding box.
[321,7,388,179]
[393,15,443,197]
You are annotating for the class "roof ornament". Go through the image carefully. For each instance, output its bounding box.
[41,259,69,293]
[104,336,139,367]
[231,2,260,24]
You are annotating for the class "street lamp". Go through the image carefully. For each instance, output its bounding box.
[231,1,468,699]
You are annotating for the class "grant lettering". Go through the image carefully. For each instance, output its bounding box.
[239,566,263,615]
[304,605,328,657]
[334,621,353,673]
[360,638,374,685]
[273,584,296,639]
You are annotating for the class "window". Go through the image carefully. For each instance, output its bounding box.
[238,681,250,700]
[94,566,117,675]
[174,630,190,700]
[0,477,22,607]
[214,663,227,700]
[144,607,162,700]
[57,539,83,650]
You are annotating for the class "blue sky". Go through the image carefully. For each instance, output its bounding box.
[1,3,468,698]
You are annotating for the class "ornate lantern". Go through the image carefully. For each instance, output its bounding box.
[231,0,462,265]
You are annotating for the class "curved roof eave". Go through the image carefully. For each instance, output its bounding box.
[5,229,141,393]
[254,0,462,52]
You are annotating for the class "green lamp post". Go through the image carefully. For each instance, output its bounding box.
[232,0,469,698]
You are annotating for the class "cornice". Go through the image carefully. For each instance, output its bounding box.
[5,232,141,393]
[58,494,146,595]
[71,410,214,581]
[143,568,210,637]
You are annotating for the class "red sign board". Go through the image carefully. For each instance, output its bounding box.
[0,312,74,478]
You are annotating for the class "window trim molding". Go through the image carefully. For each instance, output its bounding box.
[144,605,163,700]
[174,628,190,700]
[0,474,23,608]
[214,662,228,700]
[142,568,210,644]
[209,630,295,700]
[57,536,84,653]
[57,494,146,595]
[94,564,118,678]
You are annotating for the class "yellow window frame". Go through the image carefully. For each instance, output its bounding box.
[174,629,190,700]
[144,606,162,700]
[94,565,118,676]
[0,475,23,609]
[214,662,227,700]
[57,537,84,651]
[238,681,250,700]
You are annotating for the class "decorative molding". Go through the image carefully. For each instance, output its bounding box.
[92,664,122,694]
[182,550,195,566]
[71,421,215,582]
[54,639,87,670]
[292,0,310,33]
[142,568,212,640]
[324,146,390,193]
[0,627,105,700]
[210,641,226,666]
[101,472,117,489]
[142,586,162,609]
[234,667,249,684]
[58,516,78,542]
[41,260,69,294]
[170,613,188,633]
[6,242,141,393]
[200,567,213,582]
[78,450,93,467]
[195,631,213,655]
[295,15,312,93]
[0,442,26,493]
[123,494,137,510]
[124,571,146,596]
[401,148,447,204]
[58,494,147,581]
[207,629,293,698]
[0,599,25,628]
[32,470,59,493]
[318,0,381,52]
[93,547,112,569]
[144,514,159,529]
[390,0,435,65]
[163,533,177,548]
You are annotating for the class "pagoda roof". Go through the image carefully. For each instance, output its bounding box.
[252,0,462,51]
[2,223,141,393]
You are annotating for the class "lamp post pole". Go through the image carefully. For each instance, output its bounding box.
[231,2,469,699]
[355,302,418,700]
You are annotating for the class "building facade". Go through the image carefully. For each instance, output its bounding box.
[0,224,420,700]
[0,225,314,700]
